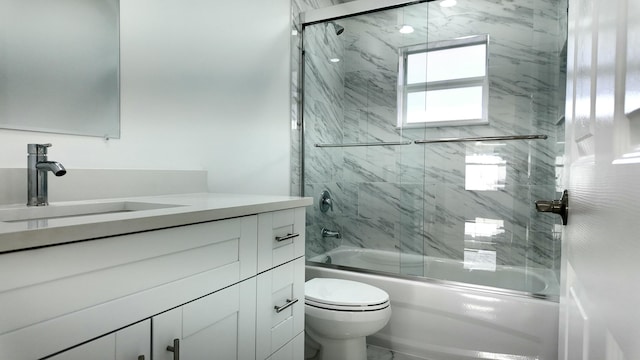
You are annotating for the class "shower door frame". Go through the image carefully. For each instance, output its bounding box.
[297,0,562,302]
[299,0,433,196]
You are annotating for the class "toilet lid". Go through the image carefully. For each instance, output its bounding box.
[305,278,389,307]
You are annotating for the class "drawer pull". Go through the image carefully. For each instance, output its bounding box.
[275,233,300,242]
[138,356,145,360]
[274,298,299,313]
[166,338,180,360]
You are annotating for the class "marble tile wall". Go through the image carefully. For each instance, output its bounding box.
[294,0,567,278]
[291,0,345,197]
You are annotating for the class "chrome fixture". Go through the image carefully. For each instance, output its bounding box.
[415,134,548,144]
[326,21,344,35]
[319,190,334,213]
[27,143,66,206]
[321,228,342,239]
[315,141,413,148]
[166,338,180,360]
[274,298,299,313]
[275,233,301,242]
[314,135,547,148]
[535,190,569,225]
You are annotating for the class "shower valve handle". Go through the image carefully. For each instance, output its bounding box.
[319,190,333,213]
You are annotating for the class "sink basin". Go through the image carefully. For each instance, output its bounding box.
[0,201,185,223]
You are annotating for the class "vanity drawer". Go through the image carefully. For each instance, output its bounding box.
[256,257,305,360]
[257,208,305,272]
[265,332,304,360]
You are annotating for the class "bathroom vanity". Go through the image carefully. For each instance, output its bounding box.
[0,193,311,360]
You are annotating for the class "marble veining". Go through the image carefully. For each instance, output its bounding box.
[296,0,566,288]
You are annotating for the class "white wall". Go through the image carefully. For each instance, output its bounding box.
[0,0,291,197]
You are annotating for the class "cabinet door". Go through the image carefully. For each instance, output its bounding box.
[48,320,150,360]
[114,321,151,360]
[256,258,305,360]
[153,279,257,360]
[1,216,258,360]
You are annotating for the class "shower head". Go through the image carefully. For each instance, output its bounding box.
[327,21,344,36]
[333,23,345,35]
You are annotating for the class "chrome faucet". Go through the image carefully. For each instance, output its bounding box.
[27,143,66,206]
[319,190,334,213]
[321,228,342,239]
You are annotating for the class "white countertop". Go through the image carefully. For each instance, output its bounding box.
[0,193,312,253]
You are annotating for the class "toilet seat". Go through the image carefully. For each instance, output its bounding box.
[305,278,390,311]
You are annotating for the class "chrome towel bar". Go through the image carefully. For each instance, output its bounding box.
[315,141,413,148]
[414,134,548,144]
[314,135,547,148]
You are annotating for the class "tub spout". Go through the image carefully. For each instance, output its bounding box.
[321,228,342,239]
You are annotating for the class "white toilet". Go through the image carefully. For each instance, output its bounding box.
[304,278,391,360]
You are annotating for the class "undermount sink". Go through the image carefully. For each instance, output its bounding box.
[0,201,185,223]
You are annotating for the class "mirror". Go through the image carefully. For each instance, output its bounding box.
[0,0,120,138]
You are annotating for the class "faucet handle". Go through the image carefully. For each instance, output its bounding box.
[27,143,52,154]
[319,190,334,213]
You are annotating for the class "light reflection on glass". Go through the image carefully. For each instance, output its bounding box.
[465,154,506,190]
[464,217,505,239]
[464,249,496,271]
[464,218,502,271]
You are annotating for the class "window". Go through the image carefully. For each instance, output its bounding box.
[397,35,489,127]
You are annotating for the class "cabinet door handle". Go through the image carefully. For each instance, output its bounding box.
[166,338,180,360]
[275,233,300,242]
[274,298,299,313]
[138,356,145,360]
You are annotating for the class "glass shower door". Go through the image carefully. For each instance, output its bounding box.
[301,0,566,298]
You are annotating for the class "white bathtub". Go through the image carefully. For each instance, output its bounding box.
[306,247,559,360]
[310,247,559,296]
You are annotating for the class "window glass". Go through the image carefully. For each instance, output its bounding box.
[399,35,488,127]
[406,86,484,123]
[407,52,427,84]
[427,44,486,82]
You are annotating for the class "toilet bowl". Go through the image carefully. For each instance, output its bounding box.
[304,278,391,360]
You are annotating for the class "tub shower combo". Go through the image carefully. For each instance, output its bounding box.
[298,0,567,359]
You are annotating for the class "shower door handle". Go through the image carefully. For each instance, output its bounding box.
[535,190,568,225]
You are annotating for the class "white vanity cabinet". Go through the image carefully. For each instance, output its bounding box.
[256,208,306,360]
[256,257,305,360]
[48,320,151,360]
[0,199,308,360]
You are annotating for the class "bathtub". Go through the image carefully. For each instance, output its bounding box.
[306,247,559,360]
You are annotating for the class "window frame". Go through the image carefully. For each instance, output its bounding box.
[397,34,490,128]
